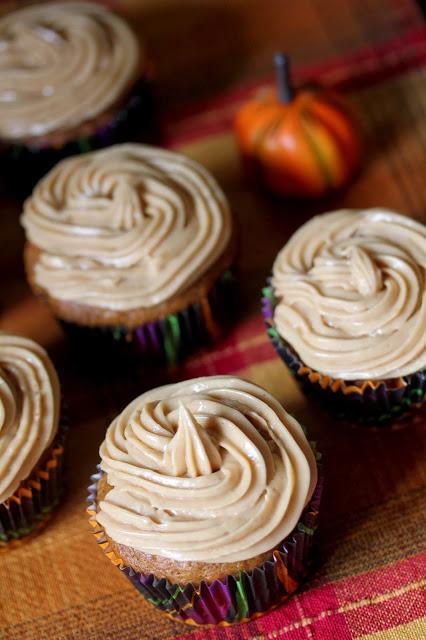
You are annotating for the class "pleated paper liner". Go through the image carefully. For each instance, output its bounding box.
[262,282,426,429]
[0,411,68,549]
[62,269,237,369]
[0,75,156,195]
[87,457,322,627]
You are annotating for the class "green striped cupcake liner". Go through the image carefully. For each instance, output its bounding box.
[62,270,236,368]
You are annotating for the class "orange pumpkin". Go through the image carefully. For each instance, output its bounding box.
[234,53,361,198]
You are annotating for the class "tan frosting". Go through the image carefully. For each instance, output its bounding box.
[21,144,232,310]
[272,209,426,380]
[97,376,317,563]
[0,2,139,140]
[0,333,60,503]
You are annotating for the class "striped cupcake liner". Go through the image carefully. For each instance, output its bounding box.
[62,269,237,367]
[0,76,155,193]
[87,454,322,627]
[0,410,68,547]
[262,281,426,428]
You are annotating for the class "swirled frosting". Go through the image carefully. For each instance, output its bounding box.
[21,144,232,311]
[0,333,60,503]
[272,209,426,380]
[97,376,317,563]
[0,2,139,140]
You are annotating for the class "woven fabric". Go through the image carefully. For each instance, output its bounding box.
[1,2,426,639]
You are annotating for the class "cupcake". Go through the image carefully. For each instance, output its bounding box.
[262,208,426,427]
[21,144,236,366]
[0,2,152,191]
[0,332,66,546]
[87,376,321,626]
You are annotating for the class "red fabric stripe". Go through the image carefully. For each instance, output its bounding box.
[172,316,275,380]
[333,553,426,602]
[345,585,426,637]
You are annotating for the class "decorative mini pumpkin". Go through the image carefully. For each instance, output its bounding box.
[234,53,362,198]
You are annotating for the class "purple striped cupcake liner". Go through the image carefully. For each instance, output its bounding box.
[62,269,237,368]
[262,280,426,428]
[0,76,155,194]
[87,452,322,627]
[0,407,68,547]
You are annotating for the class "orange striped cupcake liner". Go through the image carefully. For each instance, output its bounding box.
[0,414,67,548]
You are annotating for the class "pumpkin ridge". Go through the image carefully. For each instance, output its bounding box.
[308,101,358,163]
[253,114,285,152]
[299,115,333,188]
[304,109,348,173]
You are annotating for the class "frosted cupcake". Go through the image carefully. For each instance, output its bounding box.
[0,2,152,190]
[0,333,66,546]
[262,209,426,427]
[21,144,236,365]
[87,376,321,626]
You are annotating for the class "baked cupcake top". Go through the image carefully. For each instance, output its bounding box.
[272,209,426,380]
[0,333,60,503]
[97,376,317,563]
[0,2,139,141]
[21,144,233,311]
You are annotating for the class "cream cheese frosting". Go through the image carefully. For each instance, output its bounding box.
[97,376,317,563]
[272,208,426,380]
[0,333,60,503]
[21,144,232,311]
[0,2,139,140]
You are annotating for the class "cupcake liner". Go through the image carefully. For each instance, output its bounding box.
[262,281,426,428]
[62,269,237,367]
[0,76,155,194]
[87,454,322,626]
[0,409,68,547]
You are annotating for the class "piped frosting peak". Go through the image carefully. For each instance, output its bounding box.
[164,403,222,478]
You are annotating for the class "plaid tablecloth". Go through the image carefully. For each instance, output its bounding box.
[1,3,426,640]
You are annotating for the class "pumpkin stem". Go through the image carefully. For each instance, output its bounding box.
[275,52,293,103]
